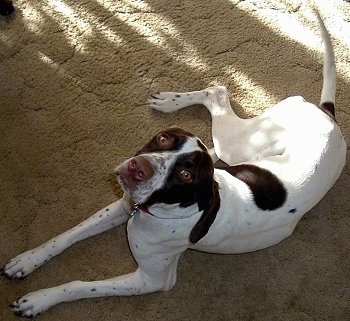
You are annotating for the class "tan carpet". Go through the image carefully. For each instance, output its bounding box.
[1,1,349,320]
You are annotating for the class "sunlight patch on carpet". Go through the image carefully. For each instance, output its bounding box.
[97,0,209,71]
[225,68,275,116]
[235,0,350,80]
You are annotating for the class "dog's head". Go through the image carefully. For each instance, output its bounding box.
[115,127,220,243]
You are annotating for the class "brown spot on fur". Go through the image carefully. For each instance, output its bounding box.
[221,164,286,210]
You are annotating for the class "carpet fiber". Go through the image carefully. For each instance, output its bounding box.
[1,1,349,320]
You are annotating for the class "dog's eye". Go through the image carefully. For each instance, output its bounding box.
[179,169,193,182]
[157,133,170,146]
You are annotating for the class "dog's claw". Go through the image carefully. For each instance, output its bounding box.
[11,301,33,318]
[2,271,12,280]
[9,288,56,317]
[16,273,27,280]
[147,91,186,113]
[2,246,51,279]
[150,93,163,100]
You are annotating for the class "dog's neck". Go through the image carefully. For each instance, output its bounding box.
[131,202,200,220]
[131,203,153,216]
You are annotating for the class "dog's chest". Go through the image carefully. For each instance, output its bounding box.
[127,211,191,270]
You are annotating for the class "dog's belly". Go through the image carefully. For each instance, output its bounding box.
[190,222,297,254]
[213,96,339,166]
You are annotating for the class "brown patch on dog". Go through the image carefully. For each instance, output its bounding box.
[319,101,336,121]
[221,164,287,210]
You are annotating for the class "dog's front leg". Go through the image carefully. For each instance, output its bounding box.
[2,195,132,279]
[11,261,179,317]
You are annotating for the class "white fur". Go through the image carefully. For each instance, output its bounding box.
[2,12,346,318]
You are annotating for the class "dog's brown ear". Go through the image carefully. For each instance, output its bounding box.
[190,180,220,243]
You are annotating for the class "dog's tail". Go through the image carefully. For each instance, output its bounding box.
[315,10,336,120]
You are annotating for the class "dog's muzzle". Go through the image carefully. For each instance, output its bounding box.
[115,156,155,192]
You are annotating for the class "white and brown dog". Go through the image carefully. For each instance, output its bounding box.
[2,12,346,318]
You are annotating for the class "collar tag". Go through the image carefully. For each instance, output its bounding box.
[130,203,140,217]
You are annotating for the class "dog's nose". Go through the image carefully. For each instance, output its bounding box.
[127,156,154,182]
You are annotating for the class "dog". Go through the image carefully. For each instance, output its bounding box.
[2,11,346,318]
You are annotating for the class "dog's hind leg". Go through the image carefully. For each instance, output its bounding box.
[148,86,233,114]
[149,86,249,164]
[2,195,131,279]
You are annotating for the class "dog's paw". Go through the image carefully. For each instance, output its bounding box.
[3,248,49,279]
[147,92,185,113]
[10,289,54,318]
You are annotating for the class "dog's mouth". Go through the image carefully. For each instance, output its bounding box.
[117,172,132,190]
